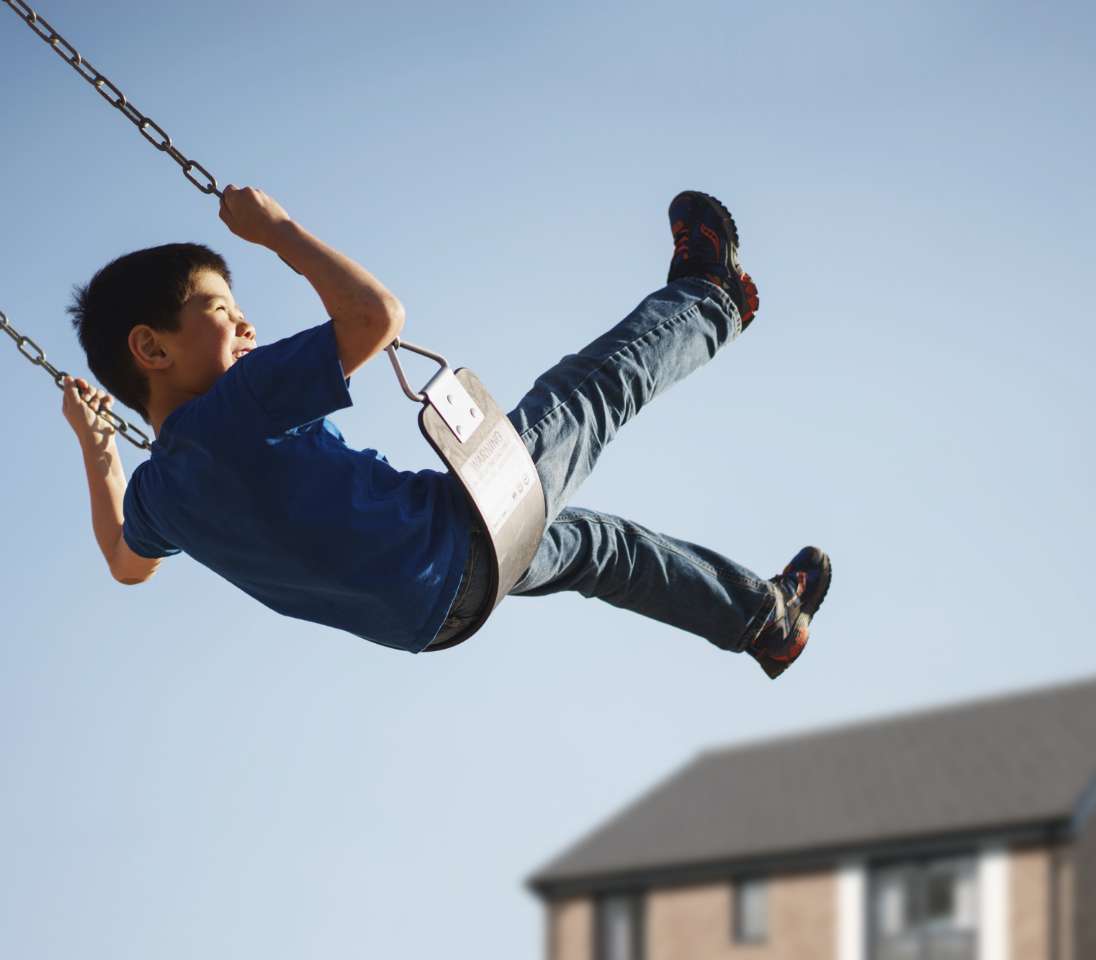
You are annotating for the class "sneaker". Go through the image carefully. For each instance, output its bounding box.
[749,546,832,679]
[667,190,760,329]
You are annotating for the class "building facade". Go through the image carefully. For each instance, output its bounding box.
[530,679,1096,960]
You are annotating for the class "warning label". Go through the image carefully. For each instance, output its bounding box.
[458,425,537,535]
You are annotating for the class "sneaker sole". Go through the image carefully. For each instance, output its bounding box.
[757,612,810,680]
[794,548,832,620]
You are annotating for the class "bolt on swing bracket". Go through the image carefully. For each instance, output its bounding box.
[385,338,484,443]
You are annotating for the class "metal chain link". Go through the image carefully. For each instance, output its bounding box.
[0,309,152,450]
[1,0,215,452]
[2,0,222,197]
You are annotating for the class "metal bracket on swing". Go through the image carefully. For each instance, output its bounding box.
[385,338,546,650]
[386,338,484,444]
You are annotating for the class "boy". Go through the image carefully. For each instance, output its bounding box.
[63,188,830,678]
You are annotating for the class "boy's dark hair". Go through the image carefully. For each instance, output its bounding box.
[68,243,232,422]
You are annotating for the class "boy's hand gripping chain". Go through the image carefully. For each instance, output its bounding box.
[0,310,153,450]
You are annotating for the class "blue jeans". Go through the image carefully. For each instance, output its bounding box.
[434,278,775,652]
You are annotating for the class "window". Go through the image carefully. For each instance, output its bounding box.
[733,877,768,943]
[595,893,643,960]
[871,856,976,960]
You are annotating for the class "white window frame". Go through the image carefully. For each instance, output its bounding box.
[868,853,979,960]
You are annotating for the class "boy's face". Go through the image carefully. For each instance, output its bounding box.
[162,269,257,393]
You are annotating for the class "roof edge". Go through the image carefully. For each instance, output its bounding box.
[527,816,1071,901]
[526,751,710,885]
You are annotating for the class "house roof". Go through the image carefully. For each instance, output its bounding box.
[530,676,1096,896]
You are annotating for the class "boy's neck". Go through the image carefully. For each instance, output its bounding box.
[146,383,201,438]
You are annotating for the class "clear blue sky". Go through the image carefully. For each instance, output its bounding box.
[2,1,1093,956]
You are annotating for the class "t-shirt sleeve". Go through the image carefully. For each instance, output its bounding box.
[122,470,182,559]
[235,320,353,434]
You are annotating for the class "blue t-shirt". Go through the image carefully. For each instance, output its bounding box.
[122,320,473,653]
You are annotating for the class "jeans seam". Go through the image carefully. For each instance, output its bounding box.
[552,515,721,578]
[551,513,773,651]
[517,301,709,444]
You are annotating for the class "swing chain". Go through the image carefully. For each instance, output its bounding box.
[2,0,222,198]
[0,310,153,451]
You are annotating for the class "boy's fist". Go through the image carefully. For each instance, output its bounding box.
[218,185,292,248]
[62,376,116,447]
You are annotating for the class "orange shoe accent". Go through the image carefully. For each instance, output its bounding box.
[787,624,808,660]
[738,272,760,326]
[699,223,721,257]
[768,623,808,664]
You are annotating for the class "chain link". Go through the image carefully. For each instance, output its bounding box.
[2,0,223,198]
[2,0,208,452]
[0,310,152,451]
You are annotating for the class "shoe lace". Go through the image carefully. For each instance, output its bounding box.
[781,571,807,610]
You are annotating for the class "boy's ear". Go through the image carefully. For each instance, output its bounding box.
[129,325,172,372]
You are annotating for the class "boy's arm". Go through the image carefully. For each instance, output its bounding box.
[218,186,406,378]
[62,378,161,586]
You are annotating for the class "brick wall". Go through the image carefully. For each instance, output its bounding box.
[647,872,835,960]
[546,840,1082,960]
[551,898,593,960]
[548,870,836,960]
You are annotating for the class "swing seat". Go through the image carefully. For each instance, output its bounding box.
[386,343,546,650]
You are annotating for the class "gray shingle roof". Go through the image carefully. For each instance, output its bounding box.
[530,677,1096,895]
